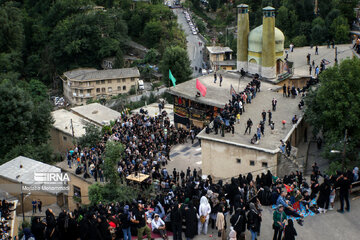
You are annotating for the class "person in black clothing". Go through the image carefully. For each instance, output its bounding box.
[336,172,351,213]
[317,179,331,213]
[247,203,261,240]
[193,168,197,179]
[45,209,57,240]
[170,202,182,240]
[244,118,253,135]
[230,208,246,240]
[268,110,272,125]
[261,110,266,122]
[183,201,197,240]
[180,170,185,182]
[283,84,287,97]
[186,167,191,179]
[120,205,132,240]
[31,217,46,240]
[132,203,151,240]
[284,219,297,240]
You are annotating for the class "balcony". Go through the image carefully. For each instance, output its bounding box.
[69,82,94,90]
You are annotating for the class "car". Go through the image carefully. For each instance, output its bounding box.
[189,22,193,26]
[192,30,197,35]
[138,80,145,90]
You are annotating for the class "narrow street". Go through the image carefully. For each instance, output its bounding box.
[172,7,205,78]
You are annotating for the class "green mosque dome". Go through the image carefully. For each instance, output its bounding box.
[248,25,285,53]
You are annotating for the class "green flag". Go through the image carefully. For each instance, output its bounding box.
[169,69,176,86]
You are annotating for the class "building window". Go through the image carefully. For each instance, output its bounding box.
[87,89,91,93]
[123,86,126,91]
[96,88,100,93]
[236,158,241,164]
[102,88,106,92]
[108,87,112,92]
[80,98,83,102]
[74,186,82,203]
[80,89,83,94]
[131,77,135,82]
[122,79,126,82]
[117,86,121,91]
[101,80,105,84]
[250,160,255,166]
[96,81,100,85]
[108,80,112,84]
[117,79,120,83]
[63,136,67,141]
[262,162,268,168]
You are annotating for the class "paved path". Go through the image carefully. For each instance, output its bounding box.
[173,8,205,78]
[167,140,202,174]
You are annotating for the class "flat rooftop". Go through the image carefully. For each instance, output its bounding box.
[71,103,120,126]
[207,46,233,54]
[197,80,303,153]
[52,109,89,138]
[168,71,276,108]
[0,156,61,185]
[287,44,353,78]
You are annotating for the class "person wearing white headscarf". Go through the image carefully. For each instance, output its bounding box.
[198,196,211,235]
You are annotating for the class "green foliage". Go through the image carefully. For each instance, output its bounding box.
[0,1,24,52]
[102,125,112,135]
[291,35,307,47]
[78,123,102,148]
[50,9,128,73]
[129,85,136,95]
[160,46,192,87]
[144,49,160,65]
[311,18,327,45]
[209,0,219,12]
[89,183,138,204]
[143,21,163,48]
[103,141,124,185]
[2,143,54,165]
[0,80,53,161]
[330,16,350,44]
[305,58,360,164]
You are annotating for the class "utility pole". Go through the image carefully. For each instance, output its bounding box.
[335,47,338,65]
[20,182,25,222]
[342,129,347,172]
[70,119,74,139]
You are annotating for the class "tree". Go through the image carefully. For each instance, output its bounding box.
[305,58,360,165]
[209,0,219,12]
[160,46,192,87]
[50,9,128,73]
[143,21,163,48]
[291,35,307,47]
[330,16,350,44]
[0,1,24,53]
[311,17,327,45]
[0,80,53,161]
[103,141,123,185]
[78,123,102,148]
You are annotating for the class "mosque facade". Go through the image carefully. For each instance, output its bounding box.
[237,4,285,79]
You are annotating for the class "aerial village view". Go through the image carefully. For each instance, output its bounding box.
[0,0,360,239]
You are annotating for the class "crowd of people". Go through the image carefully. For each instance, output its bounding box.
[0,200,14,240]
[19,164,359,240]
[66,110,202,183]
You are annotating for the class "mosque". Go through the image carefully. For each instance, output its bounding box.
[237,4,285,79]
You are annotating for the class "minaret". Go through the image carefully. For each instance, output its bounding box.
[261,6,276,79]
[236,4,249,72]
